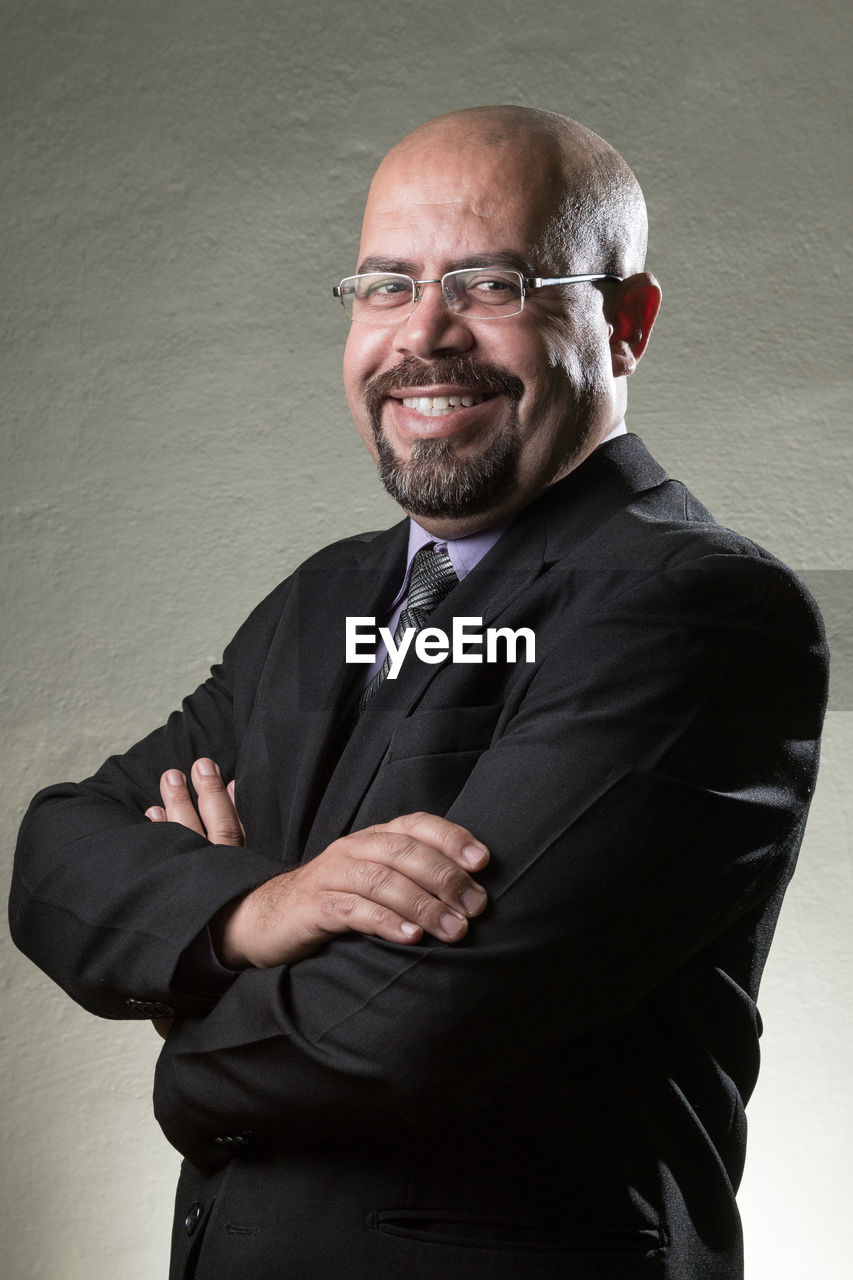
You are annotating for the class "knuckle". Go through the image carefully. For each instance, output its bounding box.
[353,861,392,894]
[212,824,244,846]
[321,892,353,922]
[384,834,419,863]
[407,891,437,921]
[322,837,347,864]
[343,832,374,859]
[396,812,468,855]
[431,860,460,893]
[435,821,466,852]
[317,892,337,920]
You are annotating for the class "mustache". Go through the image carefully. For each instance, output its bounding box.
[365,356,524,416]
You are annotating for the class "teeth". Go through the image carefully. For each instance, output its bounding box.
[401,393,486,416]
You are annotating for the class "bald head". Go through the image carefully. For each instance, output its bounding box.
[372,105,648,278]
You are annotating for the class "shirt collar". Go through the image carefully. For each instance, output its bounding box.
[389,520,506,610]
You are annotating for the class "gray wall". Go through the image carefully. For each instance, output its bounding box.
[2,2,850,1276]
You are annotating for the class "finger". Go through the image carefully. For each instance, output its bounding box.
[309,888,439,947]
[311,837,475,939]
[227,779,246,841]
[145,806,167,822]
[337,857,472,941]
[315,891,430,947]
[348,827,488,919]
[158,769,206,836]
[191,758,246,846]
[375,811,490,871]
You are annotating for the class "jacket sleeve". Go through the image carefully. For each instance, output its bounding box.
[8,579,295,1020]
[150,552,828,1170]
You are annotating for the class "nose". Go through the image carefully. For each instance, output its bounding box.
[392,281,474,359]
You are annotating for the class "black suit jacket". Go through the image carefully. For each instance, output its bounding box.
[10,435,828,1279]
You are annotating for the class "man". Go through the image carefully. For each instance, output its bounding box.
[10,106,828,1279]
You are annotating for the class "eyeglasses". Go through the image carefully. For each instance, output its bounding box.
[332,267,622,324]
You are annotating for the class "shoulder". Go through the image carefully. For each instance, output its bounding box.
[599,497,822,642]
[295,525,398,573]
[530,443,826,656]
[221,522,404,652]
[634,480,821,630]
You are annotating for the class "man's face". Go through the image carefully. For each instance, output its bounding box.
[343,136,622,536]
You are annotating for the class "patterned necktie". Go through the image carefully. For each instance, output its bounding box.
[357,543,459,718]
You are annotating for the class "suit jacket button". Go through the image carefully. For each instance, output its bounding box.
[184,1202,204,1236]
[213,1130,260,1155]
[125,998,175,1018]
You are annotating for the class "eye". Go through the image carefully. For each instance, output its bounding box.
[474,276,513,293]
[361,275,412,305]
[456,270,523,308]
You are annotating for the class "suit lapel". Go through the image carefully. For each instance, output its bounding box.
[270,522,408,860]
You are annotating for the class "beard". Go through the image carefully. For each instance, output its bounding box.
[374,418,521,520]
[364,356,525,520]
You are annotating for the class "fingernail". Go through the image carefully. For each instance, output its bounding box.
[145,808,163,822]
[441,912,467,939]
[400,922,421,939]
[196,759,217,776]
[461,887,487,915]
[166,770,184,787]
[461,842,488,867]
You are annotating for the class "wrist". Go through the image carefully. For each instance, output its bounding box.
[210,896,252,971]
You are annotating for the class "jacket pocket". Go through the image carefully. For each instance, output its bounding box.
[387,704,503,762]
[371,1208,667,1256]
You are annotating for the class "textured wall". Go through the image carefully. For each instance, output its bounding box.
[2,1,850,1276]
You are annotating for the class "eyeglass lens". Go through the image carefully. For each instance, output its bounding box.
[338,269,525,323]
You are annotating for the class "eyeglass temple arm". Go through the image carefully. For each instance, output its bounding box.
[523,273,622,288]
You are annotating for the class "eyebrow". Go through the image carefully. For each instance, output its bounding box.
[355,250,535,276]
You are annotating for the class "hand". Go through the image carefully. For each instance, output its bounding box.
[146,758,246,1037]
[145,762,490,972]
[213,811,490,970]
[145,758,245,846]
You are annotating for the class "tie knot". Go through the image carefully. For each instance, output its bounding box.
[405,544,459,626]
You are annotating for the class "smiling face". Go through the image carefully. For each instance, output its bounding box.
[343,118,633,537]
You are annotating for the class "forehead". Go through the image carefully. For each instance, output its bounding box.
[358,139,562,269]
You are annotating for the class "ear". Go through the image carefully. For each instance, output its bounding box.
[607,273,662,378]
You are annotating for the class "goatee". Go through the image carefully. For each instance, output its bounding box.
[365,357,525,520]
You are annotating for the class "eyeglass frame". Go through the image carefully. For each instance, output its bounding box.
[332,268,623,323]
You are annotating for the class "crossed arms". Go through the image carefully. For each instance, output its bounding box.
[10,548,828,1170]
